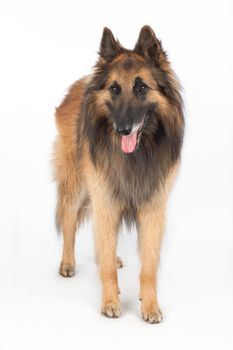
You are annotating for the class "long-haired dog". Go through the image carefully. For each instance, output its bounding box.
[53,26,184,323]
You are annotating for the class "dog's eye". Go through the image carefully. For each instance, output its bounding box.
[134,78,149,95]
[109,82,121,95]
[138,84,148,94]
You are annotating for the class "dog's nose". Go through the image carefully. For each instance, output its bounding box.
[116,125,132,136]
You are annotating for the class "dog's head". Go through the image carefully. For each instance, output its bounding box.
[85,26,184,156]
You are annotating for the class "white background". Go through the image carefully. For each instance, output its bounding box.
[0,0,232,349]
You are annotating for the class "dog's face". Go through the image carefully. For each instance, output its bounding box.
[104,57,159,153]
[86,26,182,154]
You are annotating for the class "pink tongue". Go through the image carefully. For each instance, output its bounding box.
[121,131,137,153]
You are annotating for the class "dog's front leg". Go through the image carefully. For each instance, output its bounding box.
[92,196,121,318]
[138,195,166,324]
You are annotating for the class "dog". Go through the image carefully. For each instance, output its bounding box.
[53,25,184,323]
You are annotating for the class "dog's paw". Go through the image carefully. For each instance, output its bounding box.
[116,256,123,269]
[101,302,121,318]
[59,263,75,277]
[141,302,163,324]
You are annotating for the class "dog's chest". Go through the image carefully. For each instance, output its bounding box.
[107,152,159,208]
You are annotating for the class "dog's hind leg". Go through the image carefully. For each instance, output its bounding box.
[56,183,81,278]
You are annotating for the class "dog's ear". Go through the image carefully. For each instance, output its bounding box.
[134,26,165,66]
[99,27,124,62]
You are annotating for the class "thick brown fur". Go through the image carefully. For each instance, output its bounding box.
[53,26,184,323]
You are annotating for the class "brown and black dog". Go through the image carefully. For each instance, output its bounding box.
[53,26,184,323]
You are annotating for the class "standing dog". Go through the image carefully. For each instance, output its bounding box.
[53,26,184,323]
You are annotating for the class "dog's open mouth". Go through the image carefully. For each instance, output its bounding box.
[121,121,144,153]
